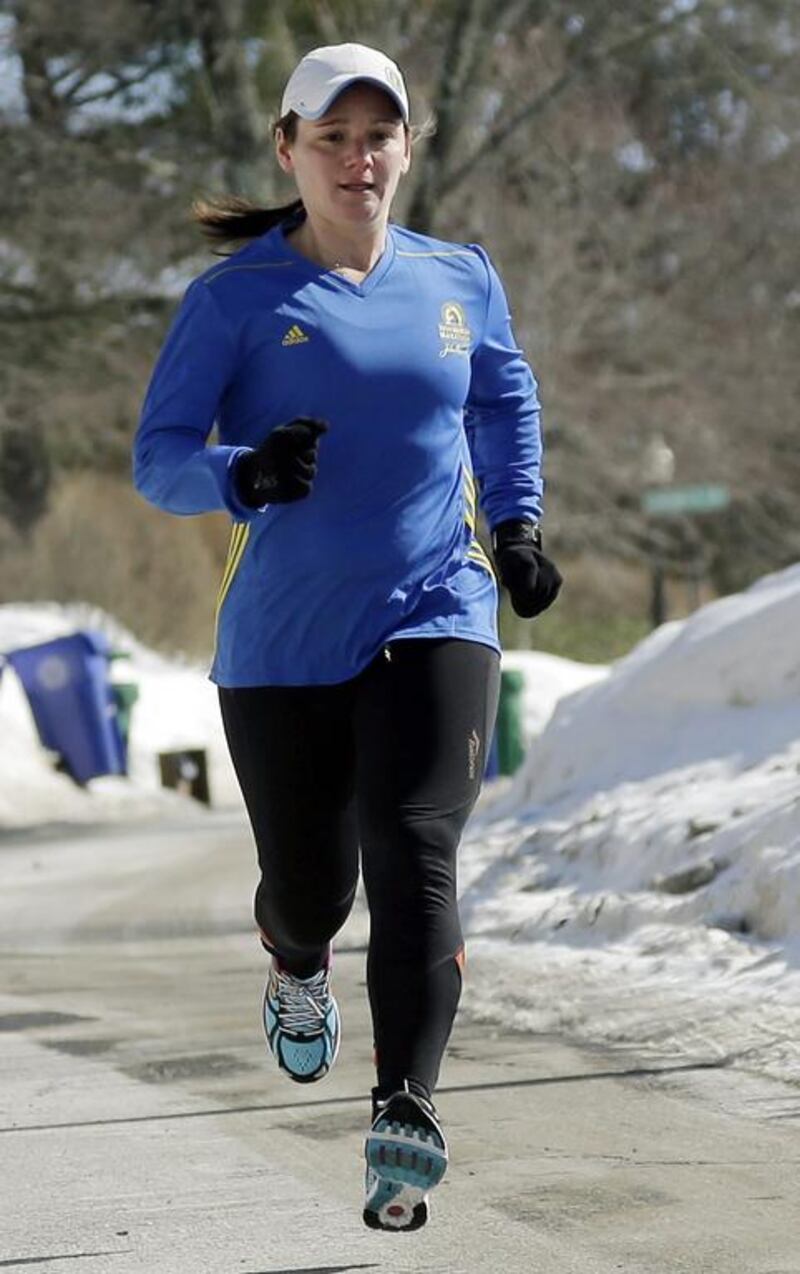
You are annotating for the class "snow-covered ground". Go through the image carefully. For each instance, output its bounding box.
[2,567,800,1095]
[460,563,800,1098]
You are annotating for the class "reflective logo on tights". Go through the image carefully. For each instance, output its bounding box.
[468,728,481,781]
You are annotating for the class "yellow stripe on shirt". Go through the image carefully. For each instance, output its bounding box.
[395,249,475,259]
[215,522,250,622]
[467,540,495,579]
[463,465,477,532]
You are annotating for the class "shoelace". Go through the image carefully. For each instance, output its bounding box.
[272,966,331,1034]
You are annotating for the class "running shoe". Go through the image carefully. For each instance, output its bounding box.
[363,1086,448,1231]
[262,957,340,1083]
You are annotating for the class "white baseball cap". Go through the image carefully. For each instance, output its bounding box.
[281,43,409,124]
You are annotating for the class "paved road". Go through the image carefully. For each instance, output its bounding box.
[1,813,799,1273]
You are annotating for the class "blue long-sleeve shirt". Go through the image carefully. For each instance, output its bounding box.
[133,221,544,686]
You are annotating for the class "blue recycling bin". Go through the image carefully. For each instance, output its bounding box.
[6,631,126,785]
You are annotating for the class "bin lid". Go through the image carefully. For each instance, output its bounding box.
[4,628,113,662]
[500,668,525,690]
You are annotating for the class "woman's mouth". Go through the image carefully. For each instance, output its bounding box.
[340,182,376,193]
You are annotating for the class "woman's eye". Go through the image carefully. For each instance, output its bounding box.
[318,130,394,145]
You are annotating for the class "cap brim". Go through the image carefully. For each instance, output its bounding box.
[290,75,409,123]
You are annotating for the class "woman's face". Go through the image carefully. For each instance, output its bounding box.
[276,82,411,231]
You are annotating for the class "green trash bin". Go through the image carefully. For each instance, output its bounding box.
[110,681,139,773]
[496,668,526,776]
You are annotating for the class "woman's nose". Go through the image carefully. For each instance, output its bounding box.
[343,139,374,166]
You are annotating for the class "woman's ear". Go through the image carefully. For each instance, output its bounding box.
[401,128,411,175]
[275,128,294,175]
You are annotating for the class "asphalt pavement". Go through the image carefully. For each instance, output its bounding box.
[1,811,799,1273]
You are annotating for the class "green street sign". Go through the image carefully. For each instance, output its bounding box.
[642,483,731,517]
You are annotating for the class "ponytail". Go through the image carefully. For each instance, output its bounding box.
[192,194,304,253]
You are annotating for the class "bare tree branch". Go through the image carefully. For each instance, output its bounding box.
[50,64,94,97]
[70,55,172,106]
[439,5,702,201]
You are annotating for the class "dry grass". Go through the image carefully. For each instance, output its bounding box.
[0,474,230,659]
[499,553,717,662]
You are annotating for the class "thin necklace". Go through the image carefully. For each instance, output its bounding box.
[299,230,379,274]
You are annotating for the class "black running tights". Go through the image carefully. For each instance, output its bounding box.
[218,637,500,1100]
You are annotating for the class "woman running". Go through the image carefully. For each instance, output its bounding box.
[133,41,561,1232]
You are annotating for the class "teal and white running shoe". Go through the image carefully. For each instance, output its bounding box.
[262,957,340,1083]
[363,1087,448,1231]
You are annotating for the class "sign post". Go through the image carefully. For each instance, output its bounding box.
[642,484,731,518]
[641,484,731,626]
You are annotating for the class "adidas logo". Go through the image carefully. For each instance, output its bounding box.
[281,324,310,346]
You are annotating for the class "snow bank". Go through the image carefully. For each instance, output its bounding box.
[460,565,800,1042]
[454,565,800,1087]
[508,562,800,807]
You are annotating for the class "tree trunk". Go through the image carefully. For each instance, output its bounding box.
[14,2,68,130]
[405,0,489,234]
[194,0,268,198]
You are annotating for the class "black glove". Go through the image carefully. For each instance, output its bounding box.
[234,417,328,507]
[492,519,563,619]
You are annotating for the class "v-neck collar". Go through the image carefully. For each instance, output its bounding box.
[277,222,396,298]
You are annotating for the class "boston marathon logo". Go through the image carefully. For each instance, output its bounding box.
[438,301,471,358]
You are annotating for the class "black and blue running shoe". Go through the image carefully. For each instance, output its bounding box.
[262,956,340,1083]
[363,1086,448,1231]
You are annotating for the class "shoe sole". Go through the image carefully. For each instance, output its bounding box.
[363,1099,448,1231]
[363,1178,429,1231]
